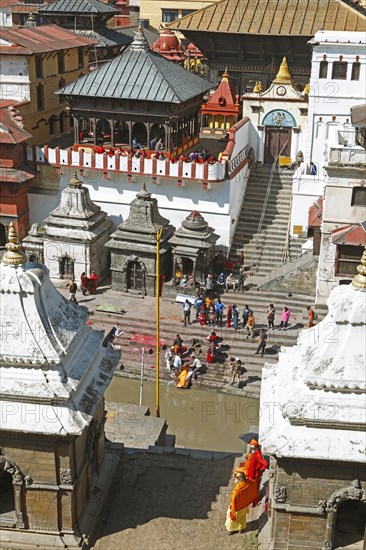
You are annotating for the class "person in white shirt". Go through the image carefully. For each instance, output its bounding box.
[173,353,182,372]
[225,273,236,292]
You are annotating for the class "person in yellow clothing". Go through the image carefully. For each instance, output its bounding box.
[225,471,258,535]
[176,364,192,389]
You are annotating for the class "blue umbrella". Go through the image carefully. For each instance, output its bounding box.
[238,432,258,443]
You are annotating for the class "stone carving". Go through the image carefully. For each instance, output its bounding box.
[60,468,73,484]
[15,511,25,529]
[0,455,24,484]
[24,475,33,486]
[274,485,287,503]
[318,480,366,514]
[324,541,332,549]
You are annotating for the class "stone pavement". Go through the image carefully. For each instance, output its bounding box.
[92,450,263,550]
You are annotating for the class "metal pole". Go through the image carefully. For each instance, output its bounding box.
[155,228,163,417]
[139,347,144,406]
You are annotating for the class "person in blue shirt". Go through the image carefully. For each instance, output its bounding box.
[132,137,141,150]
[215,298,226,327]
[232,304,240,329]
[150,137,157,150]
[310,162,317,175]
[217,272,225,291]
[194,296,203,320]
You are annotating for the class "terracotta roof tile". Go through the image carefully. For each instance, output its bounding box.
[167,0,366,35]
[0,105,32,144]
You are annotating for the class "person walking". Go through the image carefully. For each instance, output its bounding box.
[280,307,291,329]
[66,279,77,302]
[306,306,315,328]
[245,312,255,338]
[266,304,275,330]
[194,296,203,320]
[231,357,245,386]
[89,271,99,294]
[226,304,232,328]
[238,268,246,293]
[183,299,192,326]
[255,329,267,357]
[205,274,213,297]
[232,304,240,330]
[242,305,252,329]
[215,298,225,327]
[165,347,173,371]
[80,272,89,296]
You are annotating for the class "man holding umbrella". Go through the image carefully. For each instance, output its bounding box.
[234,436,268,507]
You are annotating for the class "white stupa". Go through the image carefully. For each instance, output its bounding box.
[259,248,366,462]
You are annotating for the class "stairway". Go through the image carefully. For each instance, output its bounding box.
[230,164,307,287]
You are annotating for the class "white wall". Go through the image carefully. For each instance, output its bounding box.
[0,10,12,27]
[291,171,325,236]
[0,55,30,102]
[304,30,366,166]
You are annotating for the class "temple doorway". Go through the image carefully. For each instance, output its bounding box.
[132,123,147,148]
[264,127,292,163]
[0,470,15,520]
[59,255,74,279]
[127,261,143,291]
[0,223,6,246]
[333,500,366,549]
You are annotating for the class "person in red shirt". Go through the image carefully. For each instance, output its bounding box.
[89,271,99,294]
[206,346,213,364]
[234,439,268,507]
[96,145,105,154]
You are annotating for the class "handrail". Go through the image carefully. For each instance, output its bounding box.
[250,141,289,269]
[281,192,292,264]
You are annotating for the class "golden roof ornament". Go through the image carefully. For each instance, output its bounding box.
[303,83,310,95]
[352,246,366,290]
[2,222,27,266]
[222,67,229,81]
[273,57,293,84]
[253,81,263,93]
[69,169,82,189]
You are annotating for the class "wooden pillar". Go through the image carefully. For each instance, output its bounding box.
[110,120,115,147]
[74,116,79,144]
[128,121,132,146]
[93,118,97,145]
[224,116,227,130]
[13,481,25,528]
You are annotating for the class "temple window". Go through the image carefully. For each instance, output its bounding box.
[162,9,178,23]
[35,54,43,79]
[336,245,363,276]
[58,78,65,103]
[351,62,360,81]
[57,51,65,74]
[36,83,44,111]
[78,47,84,70]
[0,470,15,525]
[182,9,195,17]
[319,60,328,79]
[351,187,366,206]
[332,61,347,80]
[48,115,57,135]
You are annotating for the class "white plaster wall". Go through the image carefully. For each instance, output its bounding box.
[29,169,233,247]
[323,180,366,225]
[304,31,366,165]
[229,163,250,246]
[291,173,325,235]
[0,55,30,102]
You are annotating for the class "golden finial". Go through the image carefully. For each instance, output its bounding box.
[2,222,27,266]
[352,246,366,290]
[69,169,82,188]
[303,83,310,95]
[274,57,292,83]
[253,81,262,93]
[222,67,229,81]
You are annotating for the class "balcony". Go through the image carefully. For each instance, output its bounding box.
[328,146,366,167]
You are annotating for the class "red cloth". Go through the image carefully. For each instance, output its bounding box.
[206,348,213,363]
[247,450,268,481]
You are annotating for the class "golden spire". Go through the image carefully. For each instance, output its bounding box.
[2,222,27,266]
[253,81,263,93]
[69,169,82,189]
[352,246,366,290]
[222,67,229,81]
[274,57,292,83]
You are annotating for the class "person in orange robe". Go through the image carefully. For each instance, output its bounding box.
[225,472,258,534]
[176,364,192,389]
[234,439,268,507]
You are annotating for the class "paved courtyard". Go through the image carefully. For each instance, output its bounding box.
[92,451,263,550]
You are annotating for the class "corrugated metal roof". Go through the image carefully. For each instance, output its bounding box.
[0,25,95,54]
[167,0,366,35]
[74,27,132,47]
[59,47,212,103]
[39,0,118,15]
[121,25,159,47]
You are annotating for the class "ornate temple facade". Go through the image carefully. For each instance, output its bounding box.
[23,171,112,281]
[0,224,120,548]
[106,184,175,296]
[242,57,308,164]
[200,69,240,137]
[259,249,366,549]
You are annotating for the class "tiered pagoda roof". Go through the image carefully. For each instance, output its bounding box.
[151,29,186,63]
[201,69,240,117]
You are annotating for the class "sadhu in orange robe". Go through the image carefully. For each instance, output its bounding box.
[225,478,258,532]
[235,447,268,507]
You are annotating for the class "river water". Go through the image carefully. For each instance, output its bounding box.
[106,377,259,453]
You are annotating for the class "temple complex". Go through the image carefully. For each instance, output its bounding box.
[0,102,34,245]
[169,210,219,283]
[39,0,132,67]
[151,28,186,64]
[200,69,240,137]
[242,57,308,164]
[58,25,212,152]
[23,170,112,281]
[259,249,366,549]
[167,0,366,94]
[0,224,120,548]
[106,183,174,296]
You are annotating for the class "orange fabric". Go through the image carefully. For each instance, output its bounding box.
[308,309,315,321]
[176,366,189,388]
[229,480,258,521]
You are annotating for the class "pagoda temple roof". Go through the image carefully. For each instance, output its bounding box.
[0,103,32,144]
[58,26,212,104]
[167,0,366,35]
[39,0,119,16]
[201,69,239,116]
[74,27,131,48]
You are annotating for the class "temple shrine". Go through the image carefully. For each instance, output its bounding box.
[58,25,212,153]
[259,249,366,549]
[0,224,120,548]
[39,0,132,67]
[242,57,308,164]
[200,69,240,136]
[151,28,186,64]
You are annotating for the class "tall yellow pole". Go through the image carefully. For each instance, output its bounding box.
[155,228,163,417]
